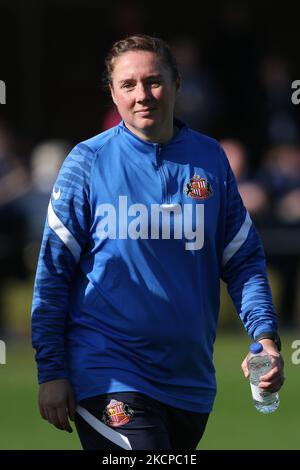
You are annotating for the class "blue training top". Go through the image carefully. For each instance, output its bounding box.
[31,120,278,413]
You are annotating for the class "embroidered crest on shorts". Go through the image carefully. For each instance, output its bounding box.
[102,399,134,427]
[184,174,213,200]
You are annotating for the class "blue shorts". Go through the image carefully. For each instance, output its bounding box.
[75,391,209,450]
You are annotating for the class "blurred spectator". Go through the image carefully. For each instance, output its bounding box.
[17,140,71,274]
[256,55,299,147]
[220,138,248,181]
[209,1,259,145]
[0,121,29,336]
[255,143,300,328]
[0,122,29,206]
[171,37,223,135]
[221,138,300,327]
[220,138,269,220]
[276,188,300,224]
[256,143,300,222]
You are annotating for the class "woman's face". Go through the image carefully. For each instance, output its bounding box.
[110,50,179,142]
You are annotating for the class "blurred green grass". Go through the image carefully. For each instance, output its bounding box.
[0,277,299,449]
[0,332,299,450]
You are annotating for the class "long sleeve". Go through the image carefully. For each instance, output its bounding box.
[220,152,278,339]
[31,144,93,384]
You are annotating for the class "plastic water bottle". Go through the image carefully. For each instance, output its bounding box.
[247,342,280,413]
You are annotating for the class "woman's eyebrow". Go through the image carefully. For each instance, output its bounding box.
[118,74,163,85]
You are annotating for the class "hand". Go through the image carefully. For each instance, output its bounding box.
[39,379,76,433]
[241,339,285,393]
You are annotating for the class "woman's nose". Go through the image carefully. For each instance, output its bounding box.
[136,83,150,102]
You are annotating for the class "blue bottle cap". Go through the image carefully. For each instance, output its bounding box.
[250,342,263,354]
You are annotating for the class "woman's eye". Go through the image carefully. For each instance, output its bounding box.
[150,81,161,87]
[122,83,134,89]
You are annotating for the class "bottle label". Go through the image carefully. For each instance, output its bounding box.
[250,384,269,402]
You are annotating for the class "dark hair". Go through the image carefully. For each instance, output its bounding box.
[103,34,180,88]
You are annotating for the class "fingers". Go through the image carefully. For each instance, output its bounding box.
[39,397,73,432]
[241,358,250,378]
[39,402,49,422]
[259,357,285,392]
[38,379,74,433]
[260,364,279,382]
[241,353,284,393]
[57,406,73,433]
[41,405,73,432]
[259,371,285,392]
[258,380,283,393]
[47,408,63,431]
[259,374,284,393]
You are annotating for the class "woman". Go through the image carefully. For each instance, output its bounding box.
[32,34,284,450]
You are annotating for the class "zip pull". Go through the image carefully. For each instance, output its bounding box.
[157,144,162,154]
[155,143,163,165]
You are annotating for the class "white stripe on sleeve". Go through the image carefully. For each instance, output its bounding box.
[47,200,81,263]
[76,405,132,450]
[222,212,252,266]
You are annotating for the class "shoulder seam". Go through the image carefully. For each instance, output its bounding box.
[95,127,119,154]
[76,127,120,208]
[77,126,119,156]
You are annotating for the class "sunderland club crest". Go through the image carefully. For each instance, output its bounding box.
[184,174,213,200]
[102,399,134,428]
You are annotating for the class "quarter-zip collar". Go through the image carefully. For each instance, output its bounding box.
[118,118,188,163]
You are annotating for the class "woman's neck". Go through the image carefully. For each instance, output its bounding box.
[125,121,177,144]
